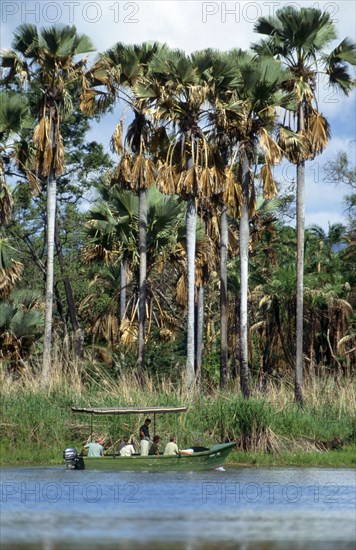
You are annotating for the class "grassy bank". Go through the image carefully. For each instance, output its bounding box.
[1,366,355,467]
[228,446,356,467]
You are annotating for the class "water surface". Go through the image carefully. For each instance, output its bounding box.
[1,466,355,549]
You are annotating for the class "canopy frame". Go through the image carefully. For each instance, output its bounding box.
[72,406,187,445]
[71,406,187,415]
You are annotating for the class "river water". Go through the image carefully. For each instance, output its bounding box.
[0,466,355,549]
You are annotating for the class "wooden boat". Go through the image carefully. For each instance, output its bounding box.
[64,406,236,471]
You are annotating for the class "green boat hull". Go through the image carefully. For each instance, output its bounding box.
[78,442,235,471]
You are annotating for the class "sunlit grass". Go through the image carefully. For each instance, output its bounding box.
[1,357,355,466]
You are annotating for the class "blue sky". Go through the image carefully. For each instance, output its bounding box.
[1,0,355,230]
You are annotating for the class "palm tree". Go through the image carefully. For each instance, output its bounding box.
[195,49,241,388]
[253,5,356,404]
[1,24,94,385]
[136,49,206,386]
[81,42,163,373]
[0,91,32,226]
[140,47,231,387]
[84,182,138,322]
[83,185,185,350]
[222,51,290,397]
[0,289,44,371]
[83,189,138,350]
[0,93,30,302]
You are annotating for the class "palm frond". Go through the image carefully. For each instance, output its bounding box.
[0,180,13,226]
[326,37,356,66]
[0,239,23,297]
[260,163,278,199]
[307,110,331,155]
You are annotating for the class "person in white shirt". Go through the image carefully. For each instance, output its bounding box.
[164,436,193,456]
[119,436,136,456]
[139,418,151,456]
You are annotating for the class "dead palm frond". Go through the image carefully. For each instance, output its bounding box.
[0,180,13,226]
[0,239,23,298]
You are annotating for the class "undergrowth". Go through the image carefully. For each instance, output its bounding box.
[1,362,355,466]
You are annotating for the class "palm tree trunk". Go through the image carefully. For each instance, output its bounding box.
[295,105,305,406]
[239,151,250,398]
[120,255,127,322]
[138,188,147,373]
[309,310,315,377]
[220,203,228,388]
[195,283,204,384]
[54,215,83,358]
[42,169,56,386]
[231,295,240,379]
[186,195,196,388]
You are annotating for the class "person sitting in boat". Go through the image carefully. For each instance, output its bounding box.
[117,440,125,453]
[119,436,136,457]
[84,437,104,457]
[139,418,151,456]
[164,436,193,456]
[148,435,161,455]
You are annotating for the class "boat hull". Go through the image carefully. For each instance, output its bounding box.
[78,442,235,471]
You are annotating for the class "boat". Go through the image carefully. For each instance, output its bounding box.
[63,406,236,471]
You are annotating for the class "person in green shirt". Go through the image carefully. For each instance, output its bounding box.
[148,435,161,455]
[84,437,104,457]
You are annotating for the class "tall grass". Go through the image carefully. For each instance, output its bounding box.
[1,359,355,466]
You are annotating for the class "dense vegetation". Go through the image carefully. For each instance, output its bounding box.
[0,8,355,465]
[1,366,355,466]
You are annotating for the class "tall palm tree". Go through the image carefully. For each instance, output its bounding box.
[195,49,241,388]
[81,42,162,373]
[253,6,356,404]
[1,24,94,385]
[138,48,222,387]
[223,51,290,397]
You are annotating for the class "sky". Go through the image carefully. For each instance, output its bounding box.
[1,0,355,230]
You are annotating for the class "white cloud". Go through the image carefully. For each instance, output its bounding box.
[305,210,348,230]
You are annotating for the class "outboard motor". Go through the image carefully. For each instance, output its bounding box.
[63,448,85,470]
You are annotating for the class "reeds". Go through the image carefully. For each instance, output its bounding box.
[1,356,355,466]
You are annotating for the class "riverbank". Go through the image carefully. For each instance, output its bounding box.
[1,369,355,468]
[1,448,355,468]
[1,446,355,468]
[228,446,356,467]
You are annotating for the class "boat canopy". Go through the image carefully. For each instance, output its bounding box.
[71,406,187,415]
